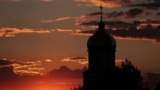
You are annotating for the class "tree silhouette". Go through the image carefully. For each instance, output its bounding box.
[155,82,160,90]
[75,59,143,90]
[119,58,143,90]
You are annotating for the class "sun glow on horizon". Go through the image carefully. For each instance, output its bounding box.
[0,79,81,90]
[31,81,80,90]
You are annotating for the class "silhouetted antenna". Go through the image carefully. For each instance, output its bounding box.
[100,4,103,21]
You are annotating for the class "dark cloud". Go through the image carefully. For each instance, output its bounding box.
[0,66,44,90]
[0,59,44,75]
[75,0,136,7]
[78,20,160,43]
[78,28,160,43]
[79,21,98,26]
[0,59,15,65]
[48,66,86,79]
[79,20,132,29]
[79,8,144,22]
[0,59,44,89]
[110,26,160,43]
[121,0,134,3]
[128,3,160,9]
[77,30,95,35]
[123,0,160,9]
[88,11,101,16]
[106,8,144,18]
[95,0,135,7]
[140,20,160,24]
[125,8,144,18]
[0,66,17,82]
[154,0,160,3]
[157,12,160,16]
[107,11,124,18]
[145,11,152,16]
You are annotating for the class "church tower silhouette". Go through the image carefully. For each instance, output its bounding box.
[82,5,117,90]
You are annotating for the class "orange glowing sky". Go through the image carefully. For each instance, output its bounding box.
[0,0,160,90]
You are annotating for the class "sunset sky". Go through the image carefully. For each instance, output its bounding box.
[0,0,160,90]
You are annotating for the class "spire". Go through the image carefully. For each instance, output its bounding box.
[98,4,105,29]
[100,4,103,22]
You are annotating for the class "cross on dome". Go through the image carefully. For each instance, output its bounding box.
[100,4,103,21]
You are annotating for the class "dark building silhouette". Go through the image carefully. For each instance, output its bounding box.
[82,5,142,90]
[82,5,117,90]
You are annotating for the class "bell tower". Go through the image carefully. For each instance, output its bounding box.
[82,5,117,90]
[87,4,116,71]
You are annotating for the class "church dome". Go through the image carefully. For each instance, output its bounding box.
[87,21,116,50]
[87,4,116,52]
